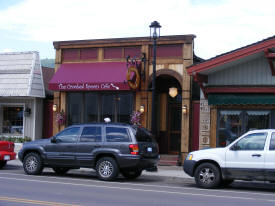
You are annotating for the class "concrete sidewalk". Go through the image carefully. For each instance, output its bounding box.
[8,159,192,179]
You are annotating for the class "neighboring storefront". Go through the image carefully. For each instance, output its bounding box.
[187,36,275,149]
[0,51,45,140]
[49,35,198,160]
[42,66,55,138]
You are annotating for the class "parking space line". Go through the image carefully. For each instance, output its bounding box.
[0,196,80,206]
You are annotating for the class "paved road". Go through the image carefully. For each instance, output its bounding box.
[1,164,275,206]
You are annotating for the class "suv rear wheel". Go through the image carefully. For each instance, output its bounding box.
[194,163,221,189]
[53,168,70,175]
[23,152,43,175]
[96,157,119,181]
[0,160,7,169]
[121,169,142,179]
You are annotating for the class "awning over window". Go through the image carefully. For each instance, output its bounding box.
[49,62,131,91]
[208,94,275,105]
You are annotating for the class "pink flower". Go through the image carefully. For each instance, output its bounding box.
[56,111,66,125]
[130,111,142,126]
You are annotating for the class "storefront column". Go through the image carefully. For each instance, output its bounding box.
[181,43,193,162]
[181,65,191,161]
[53,49,61,135]
[210,107,217,148]
[53,91,60,135]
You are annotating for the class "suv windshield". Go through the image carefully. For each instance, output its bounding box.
[131,126,154,142]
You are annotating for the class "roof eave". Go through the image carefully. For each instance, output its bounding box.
[187,36,275,75]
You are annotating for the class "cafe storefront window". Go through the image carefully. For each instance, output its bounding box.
[1,106,23,136]
[67,92,133,125]
[217,110,271,147]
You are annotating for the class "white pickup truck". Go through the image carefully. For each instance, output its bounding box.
[183,129,275,188]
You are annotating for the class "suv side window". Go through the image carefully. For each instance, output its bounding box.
[234,133,267,150]
[106,127,130,142]
[55,127,80,143]
[80,126,102,142]
[270,133,275,150]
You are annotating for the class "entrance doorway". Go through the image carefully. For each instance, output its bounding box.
[167,99,182,154]
[155,74,182,154]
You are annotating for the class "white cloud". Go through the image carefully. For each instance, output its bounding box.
[0,0,274,59]
[1,48,13,53]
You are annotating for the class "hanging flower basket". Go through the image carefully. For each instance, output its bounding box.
[56,111,66,125]
[130,111,142,126]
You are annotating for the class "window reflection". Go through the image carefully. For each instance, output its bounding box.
[67,93,82,125]
[85,93,98,122]
[217,110,271,147]
[2,106,23,136]
[67,92,133,125]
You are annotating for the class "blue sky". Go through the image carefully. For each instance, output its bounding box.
[0,0,274,59]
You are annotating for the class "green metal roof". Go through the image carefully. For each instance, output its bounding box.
[208,94,275,105]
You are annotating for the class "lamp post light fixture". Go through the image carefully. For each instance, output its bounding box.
[149,21,161,137]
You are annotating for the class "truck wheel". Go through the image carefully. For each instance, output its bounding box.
[194,163,221,188]
[23,152,43,175]
[121,169,142,179]
[0,161,7,169]
[53,168,70,175]
[96,157,119,181]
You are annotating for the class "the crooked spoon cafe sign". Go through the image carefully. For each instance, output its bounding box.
[50,82,130,91]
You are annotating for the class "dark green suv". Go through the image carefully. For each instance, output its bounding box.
[18,123,159,181]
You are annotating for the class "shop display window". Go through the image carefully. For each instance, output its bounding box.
[67,93,83,125]
[217,110,271,147]
[1,106,23,136]
[67,92,133,125]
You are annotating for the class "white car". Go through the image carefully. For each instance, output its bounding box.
[183,129,275,188]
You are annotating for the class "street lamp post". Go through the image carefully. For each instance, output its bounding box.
[149,21,161,137]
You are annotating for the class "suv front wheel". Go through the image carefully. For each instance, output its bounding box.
[96,157,119,181]
[194,163,221,189]
[23,152,43,175]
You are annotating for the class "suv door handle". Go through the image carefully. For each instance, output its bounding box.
[94,145,101,148]
[252,154,261,157]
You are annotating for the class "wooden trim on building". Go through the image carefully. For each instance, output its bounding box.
[210,107,217,148]
[205,87,275,94]
[53,35,196,49]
